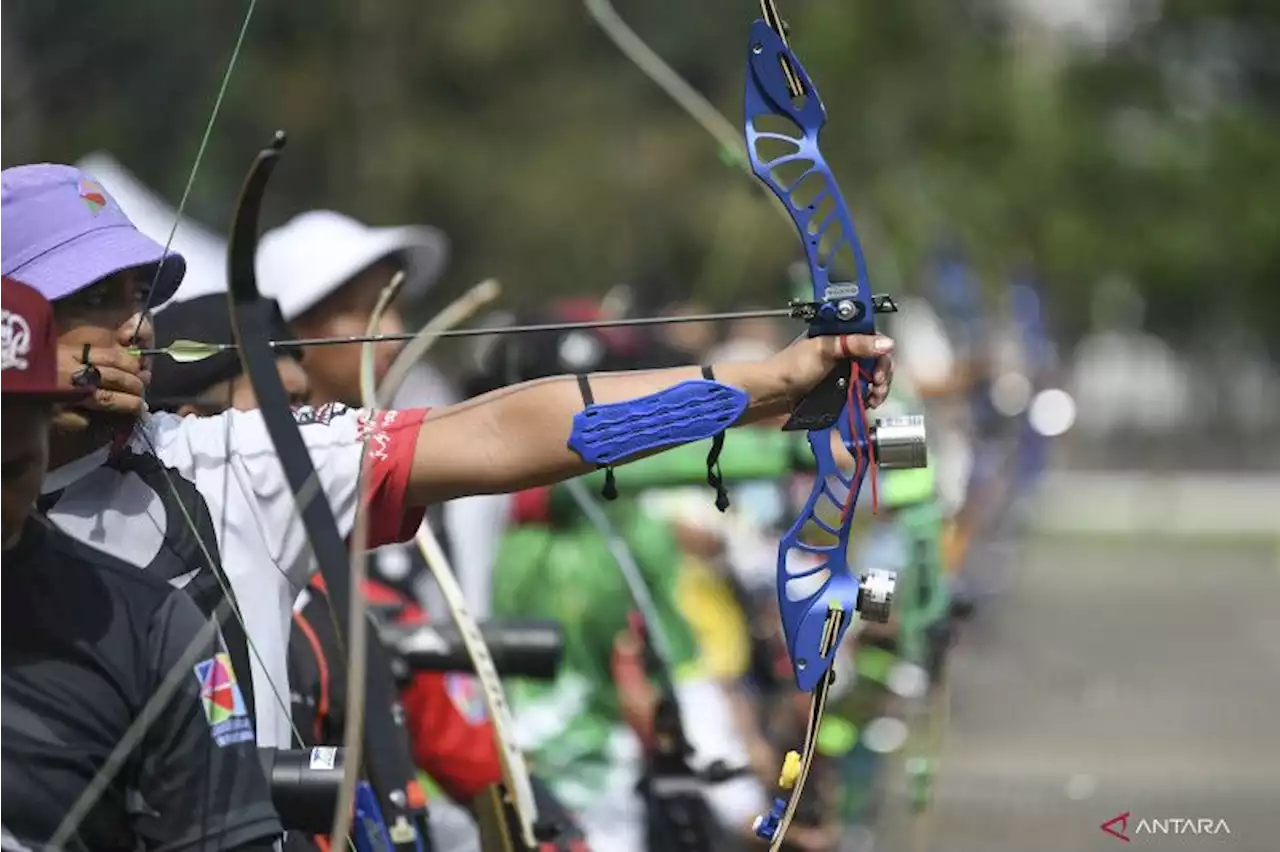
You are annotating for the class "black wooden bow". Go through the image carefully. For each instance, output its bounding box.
[225,131,419,846]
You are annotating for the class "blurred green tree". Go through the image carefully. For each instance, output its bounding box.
[3,0,1277,344]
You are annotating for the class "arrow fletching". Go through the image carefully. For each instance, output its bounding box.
[132,339,230,363]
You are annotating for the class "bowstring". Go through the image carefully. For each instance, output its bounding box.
[129,0,260,342]
[46,1,322,847]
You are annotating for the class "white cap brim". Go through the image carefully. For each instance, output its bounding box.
[257,210,450,321]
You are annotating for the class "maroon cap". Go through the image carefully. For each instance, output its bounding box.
[2,276,94,400]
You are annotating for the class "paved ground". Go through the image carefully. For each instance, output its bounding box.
[878,532,1280,852]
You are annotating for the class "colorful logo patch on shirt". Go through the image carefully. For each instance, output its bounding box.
[193,653,255,747]
[78,179,108,215]
[445,673,489,725]
[292,402,348,426]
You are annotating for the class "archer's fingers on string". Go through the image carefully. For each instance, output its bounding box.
[78,345,152,380]
[51,407,93,434]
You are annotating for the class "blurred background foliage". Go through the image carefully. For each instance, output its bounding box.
[4,0,1278,343]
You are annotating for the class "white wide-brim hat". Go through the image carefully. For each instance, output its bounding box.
[257,209,449,321]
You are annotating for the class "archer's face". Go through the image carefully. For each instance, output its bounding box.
[290,260,405,407]
[2,400,51,549]
[50,269,156,438]
[53,268,155,352]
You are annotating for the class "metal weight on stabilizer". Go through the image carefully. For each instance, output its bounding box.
[853,415,928,624]
[856,568,897,625]
[869,415,928,471]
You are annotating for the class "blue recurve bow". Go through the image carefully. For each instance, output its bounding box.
[741,5,928,847]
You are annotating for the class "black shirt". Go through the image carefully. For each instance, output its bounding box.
[1,518,281,851]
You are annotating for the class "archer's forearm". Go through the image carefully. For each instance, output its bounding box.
[408,363,791,505]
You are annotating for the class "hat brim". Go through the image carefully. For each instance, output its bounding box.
[14,225,186,306]
[388,225,450,302]
[283,225,449,321]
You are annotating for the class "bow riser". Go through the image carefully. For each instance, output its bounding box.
[744,19,876,693]
[745,21,876,340]
[776,420,866,692]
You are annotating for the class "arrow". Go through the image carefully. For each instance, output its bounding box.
[132,298,900,363]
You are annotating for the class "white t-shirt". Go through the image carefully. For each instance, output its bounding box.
[40,404,428,748]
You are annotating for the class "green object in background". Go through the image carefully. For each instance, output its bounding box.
[905,756,935,811]
[880,466,935,509]
[718,146,746,169]
[490,500,701,813]
[817,715,859,756]
[418,771,442,800]
[854,645,897,687]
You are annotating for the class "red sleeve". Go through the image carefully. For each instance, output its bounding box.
[388,588,505,801]
[511,486,552,524]
[359,408,429,547]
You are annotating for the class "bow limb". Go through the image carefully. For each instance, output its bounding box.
[583,0,741,159]
[358,269,409,406]
[224,133,369,843]
[375,277,502,406]
[359,278,540,850]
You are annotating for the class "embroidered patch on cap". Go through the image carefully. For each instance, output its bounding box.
[1,309,32,372]
[445,673,489,725]
[193,653,255,747]
[78,179,108,216]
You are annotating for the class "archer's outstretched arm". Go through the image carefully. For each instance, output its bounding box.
[404,333,894,507]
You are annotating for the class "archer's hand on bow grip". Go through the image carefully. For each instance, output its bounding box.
[767,332,895,412]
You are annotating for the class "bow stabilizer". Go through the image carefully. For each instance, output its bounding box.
[742,11,928,848]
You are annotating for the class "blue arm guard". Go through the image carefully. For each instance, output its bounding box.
[567,379,749,466]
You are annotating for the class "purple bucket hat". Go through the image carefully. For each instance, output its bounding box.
[1,164,186,305]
